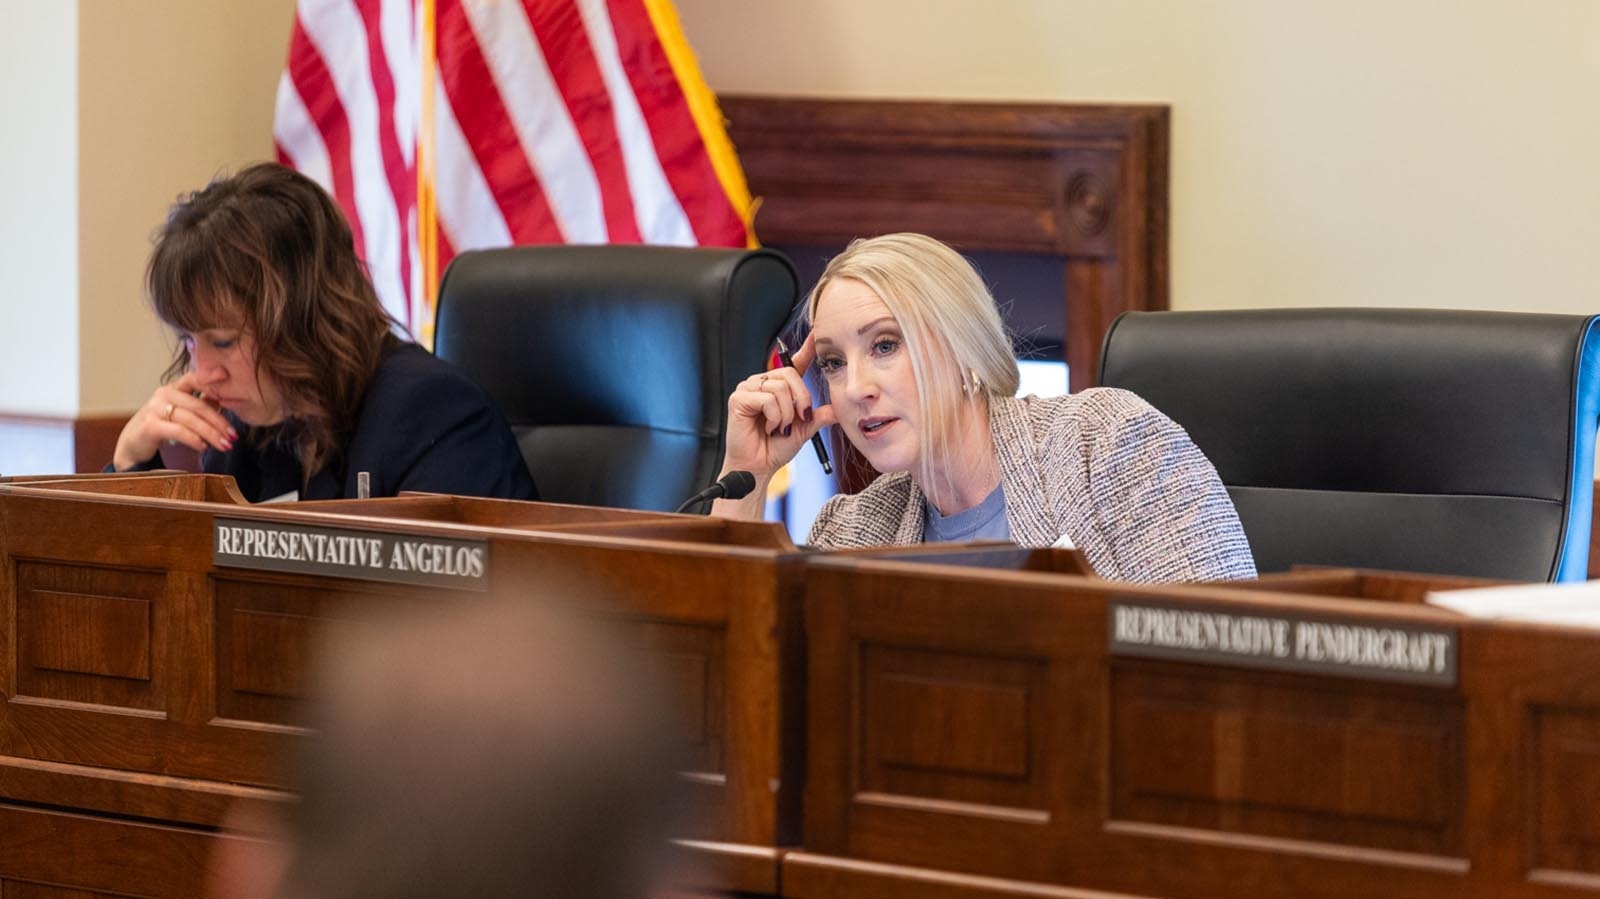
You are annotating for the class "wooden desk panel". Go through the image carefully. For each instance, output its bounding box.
[0,471,247,503]
[7,475,1595,898]
[1238,567,1505,602]
[800,556,1600,899]
[1108,660,1465,857]
[0,802,247,899]
[665,840,787,897]
[782,851,1161,899]
[1464,621,1600,889]
[0,479,805,897]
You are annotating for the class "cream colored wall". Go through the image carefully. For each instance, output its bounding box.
[0,0,293,419]
[7,1,1596,418]
[77,0,295,415]
[676,0,1600,316]
[0,3,79,416]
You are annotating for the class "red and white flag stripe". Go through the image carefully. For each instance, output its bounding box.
[274,0,753,339]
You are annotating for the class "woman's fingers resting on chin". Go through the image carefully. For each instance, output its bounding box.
[113,384,239,471]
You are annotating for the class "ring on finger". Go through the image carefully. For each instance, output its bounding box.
[758,374,770,386]
[162,402,176,421]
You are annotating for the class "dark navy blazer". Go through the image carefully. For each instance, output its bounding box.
[133,343,538,503]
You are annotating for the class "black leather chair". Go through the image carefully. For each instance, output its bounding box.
[434,245,799,512]
[1098,308,1600,581]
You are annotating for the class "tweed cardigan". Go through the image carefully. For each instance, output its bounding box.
[806,389,1256,583]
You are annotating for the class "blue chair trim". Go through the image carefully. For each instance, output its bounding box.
[1556,315,1600,582]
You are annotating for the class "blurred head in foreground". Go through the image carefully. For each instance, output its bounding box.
[258,599,677,899]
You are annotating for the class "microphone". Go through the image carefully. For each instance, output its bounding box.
[674,470,757,514]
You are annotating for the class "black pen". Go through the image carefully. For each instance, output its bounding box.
[774,337,833,475]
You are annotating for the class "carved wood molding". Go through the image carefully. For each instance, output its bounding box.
[720,94,1170,393]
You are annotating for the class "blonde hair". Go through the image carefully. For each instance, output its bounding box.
[806,233,1018,497]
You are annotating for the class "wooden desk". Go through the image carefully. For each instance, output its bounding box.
[798,550,1600,899]
[0,476,805,897]
[6,479,1597,898]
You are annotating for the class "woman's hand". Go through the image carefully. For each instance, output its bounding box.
[112,371,238,472]
[711,334,836,520]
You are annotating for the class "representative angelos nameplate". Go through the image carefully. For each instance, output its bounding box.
[1109,600,1457,687]
[214,517,489,590]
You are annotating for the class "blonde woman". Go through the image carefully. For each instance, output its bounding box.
[713,233,1254,583]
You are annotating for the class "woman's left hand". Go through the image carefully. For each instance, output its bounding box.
[112,371,237,471]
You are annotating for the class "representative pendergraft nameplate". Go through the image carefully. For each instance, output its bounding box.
[1109,600,1457,687]
[214,517,489,591]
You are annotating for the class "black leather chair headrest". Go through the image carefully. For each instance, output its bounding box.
[1098,308,1600,580]
[435,245,798,511]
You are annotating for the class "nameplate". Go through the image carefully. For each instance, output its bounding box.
[213,517,489,591]
[1109,601,1457,687]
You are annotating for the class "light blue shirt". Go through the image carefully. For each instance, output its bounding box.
[923,481,1010,543]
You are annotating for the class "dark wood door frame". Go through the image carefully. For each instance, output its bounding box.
[721,94,1170,393]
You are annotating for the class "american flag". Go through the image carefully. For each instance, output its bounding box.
[273,0,754,339]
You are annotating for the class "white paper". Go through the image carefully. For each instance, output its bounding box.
[1426,580,1600,629]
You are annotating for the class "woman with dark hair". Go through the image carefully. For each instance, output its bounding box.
[111,162,537,503]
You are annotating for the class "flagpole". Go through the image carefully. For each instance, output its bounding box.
[417,0,440,347]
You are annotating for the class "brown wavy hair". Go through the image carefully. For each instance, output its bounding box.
[147,162,401,479]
